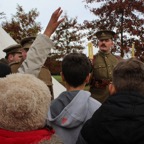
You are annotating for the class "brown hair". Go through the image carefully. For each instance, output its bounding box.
[112,58,144,94]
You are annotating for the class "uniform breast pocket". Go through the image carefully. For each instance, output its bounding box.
[93,64,107,78]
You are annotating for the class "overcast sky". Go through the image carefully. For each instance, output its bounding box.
[0,0,98,28]
[0,0,99,55]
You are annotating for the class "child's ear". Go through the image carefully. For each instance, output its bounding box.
[60,72,65,82]
[85,73,91,84]
[109,83,116,95]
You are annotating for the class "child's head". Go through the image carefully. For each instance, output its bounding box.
[111,58,144,94]
[62,53,92,88]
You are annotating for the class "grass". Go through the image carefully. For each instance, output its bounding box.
[53,75,63,83]
[52,75,90,91]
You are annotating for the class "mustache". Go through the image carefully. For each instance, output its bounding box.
[100,44,106,47]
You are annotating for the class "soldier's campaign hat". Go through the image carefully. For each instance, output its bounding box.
[3,44,22,55]
[96,30,116,40]
[20,36,36,49]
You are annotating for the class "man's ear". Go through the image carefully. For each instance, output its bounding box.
[8,54,14,61]
[60,72,65,82]
[109,83,116,95]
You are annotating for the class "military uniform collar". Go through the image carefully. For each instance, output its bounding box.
[98,50,111,56]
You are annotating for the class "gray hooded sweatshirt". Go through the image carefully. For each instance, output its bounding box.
[48,90,101,144]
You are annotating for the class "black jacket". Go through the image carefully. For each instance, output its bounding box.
[77,91,144,144]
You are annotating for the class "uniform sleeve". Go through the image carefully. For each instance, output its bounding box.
[18,34,54,77]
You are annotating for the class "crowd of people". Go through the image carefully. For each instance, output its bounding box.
[0,7,144,144]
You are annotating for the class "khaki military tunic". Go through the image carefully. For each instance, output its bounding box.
[90,51,120,103]
[10,61,21,72]
[38,66,54,99]
[10,61,54,100]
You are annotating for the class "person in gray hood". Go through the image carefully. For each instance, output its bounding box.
[48,53,101,144]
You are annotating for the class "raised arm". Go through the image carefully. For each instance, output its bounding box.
[18,7,64,76]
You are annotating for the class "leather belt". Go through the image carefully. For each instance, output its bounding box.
[93,79,111,89]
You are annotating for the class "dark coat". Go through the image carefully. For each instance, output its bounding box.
[77,91,144,144]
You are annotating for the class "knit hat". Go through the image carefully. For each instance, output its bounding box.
[0,63,11,78]
[0,73,51,131]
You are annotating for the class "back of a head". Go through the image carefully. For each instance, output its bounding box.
[0,63,11,78]
[0,73,51,131]
[62,53,92,87]
[112,58,144,93]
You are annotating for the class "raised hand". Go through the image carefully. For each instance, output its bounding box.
[44,7,65,37]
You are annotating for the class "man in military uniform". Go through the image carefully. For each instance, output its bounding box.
[0,44,22,65]
[90,30,121,103]
[10,36,54,99]
[20,36,36,60]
